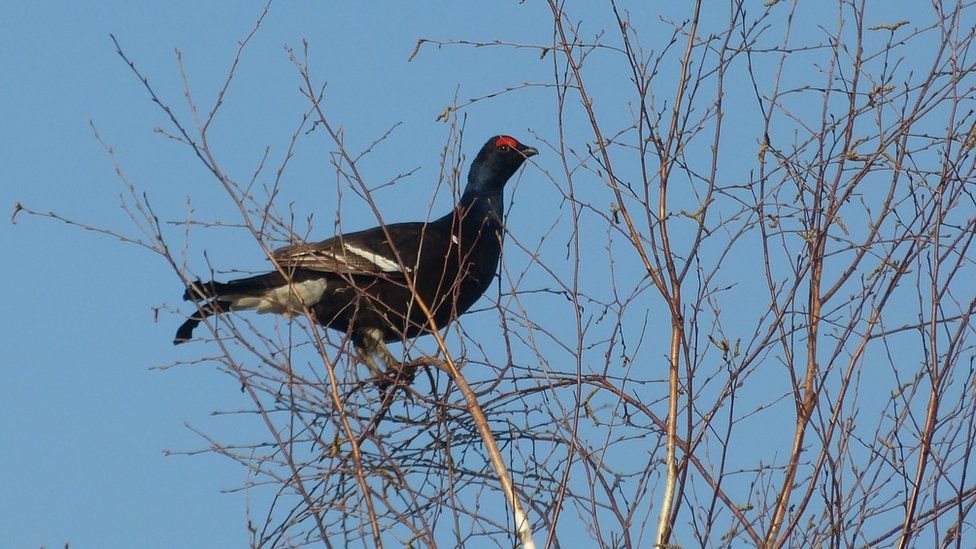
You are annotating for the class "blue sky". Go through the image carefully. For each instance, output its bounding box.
[4,1,971,547]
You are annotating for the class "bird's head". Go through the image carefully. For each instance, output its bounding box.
[465,135,538,195]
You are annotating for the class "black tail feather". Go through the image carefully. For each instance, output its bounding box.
[173,300,229,344]
[174,314,202,345]
[183,279,221,302]
[177,280,223,343]
[183,272,309,302]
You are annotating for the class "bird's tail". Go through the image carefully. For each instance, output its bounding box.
[174,279,233,344]
[174,306,220,345]
[174,270,328,344]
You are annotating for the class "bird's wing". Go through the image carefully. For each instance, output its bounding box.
[272,222,426,275]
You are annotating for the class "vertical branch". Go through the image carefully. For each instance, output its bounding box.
[654,2,702,545]
[897,147,949,549]
[766,1,862,542]
[547,3,702,545]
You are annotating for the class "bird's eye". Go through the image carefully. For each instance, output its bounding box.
[500,145,511,152]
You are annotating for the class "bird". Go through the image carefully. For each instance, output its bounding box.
[175,135,537,379]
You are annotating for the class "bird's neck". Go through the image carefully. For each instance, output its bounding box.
[456,187,504,228]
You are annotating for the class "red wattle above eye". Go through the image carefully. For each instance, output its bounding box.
[495,136,518,149]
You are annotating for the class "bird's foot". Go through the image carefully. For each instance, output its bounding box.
[376,362,418,394]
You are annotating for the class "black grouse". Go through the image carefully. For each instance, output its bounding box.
[175,135,537,375]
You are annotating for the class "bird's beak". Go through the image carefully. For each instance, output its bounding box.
[520,146,539,158]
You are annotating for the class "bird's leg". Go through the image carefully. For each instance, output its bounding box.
[353,341,385,380]
[354,328,415,392]
[372,338,399,372]
[377,340,420,392]
[353,328,421,442]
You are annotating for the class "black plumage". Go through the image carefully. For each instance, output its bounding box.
[175,135,537,374]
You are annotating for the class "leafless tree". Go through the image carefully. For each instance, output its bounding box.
[17,1,976,547]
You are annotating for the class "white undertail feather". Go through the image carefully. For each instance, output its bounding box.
[226,279,328,315]
[343,244,405,272]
